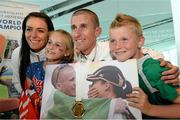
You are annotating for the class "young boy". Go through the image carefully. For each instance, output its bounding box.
[109,13,180,119]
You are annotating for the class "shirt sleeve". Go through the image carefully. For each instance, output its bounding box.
[143,59,179,101]
[11,47,22,93]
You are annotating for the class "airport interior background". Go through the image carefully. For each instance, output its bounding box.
[9,0,179,65]
[0,0,180,118]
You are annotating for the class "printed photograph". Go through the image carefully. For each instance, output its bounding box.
[40,60,142,119]
[3,40,19,59]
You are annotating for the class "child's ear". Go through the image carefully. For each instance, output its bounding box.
[138,36,144,48]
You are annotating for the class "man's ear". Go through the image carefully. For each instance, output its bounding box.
[105,82,111,91]
[56,83,62,90]
[95,26,102,38]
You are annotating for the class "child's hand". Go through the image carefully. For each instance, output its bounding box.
[88,87,99,98]
[126,87,152,115]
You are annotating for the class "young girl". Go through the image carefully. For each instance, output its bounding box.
[19,29,74,119]
[109,13,180,119]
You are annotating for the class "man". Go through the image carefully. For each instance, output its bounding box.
[71,8,179,84]
[51,64,76,97]
[42,64,76,119]
[71,9,111,62]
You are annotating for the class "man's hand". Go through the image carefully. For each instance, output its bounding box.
[159,58,179,85]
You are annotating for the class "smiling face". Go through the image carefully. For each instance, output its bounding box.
[25,17,49,52]
[71,13,101,55]
[109,25,144,62]
[45,31,69,63]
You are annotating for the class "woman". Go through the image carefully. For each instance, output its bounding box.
[11,12,54,94]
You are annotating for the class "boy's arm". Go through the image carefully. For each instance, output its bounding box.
[145,103,180,118]
[127,87,180,118]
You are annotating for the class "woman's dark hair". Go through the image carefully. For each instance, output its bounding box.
[19,12,54,90]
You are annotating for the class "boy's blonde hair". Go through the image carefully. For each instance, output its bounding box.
[110,13,143,37]
[49,29,74,63]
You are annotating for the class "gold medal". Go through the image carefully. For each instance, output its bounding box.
[72,101,85,118]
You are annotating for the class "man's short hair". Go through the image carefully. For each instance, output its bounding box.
[51,64,74,89]
[72,8,100,27]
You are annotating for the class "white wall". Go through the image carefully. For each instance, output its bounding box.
[171,0,180,67]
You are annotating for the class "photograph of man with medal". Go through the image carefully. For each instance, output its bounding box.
[40,60,142,119]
